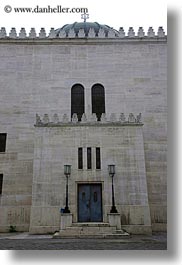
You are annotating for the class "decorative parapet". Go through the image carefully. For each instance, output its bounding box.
[68,29,75,38]
[0,27,166,39]
[48,28,57,38]
[138,27,145,38]
[39,28,46,38]
[29,28,36,38]
[78,29,85,38]
[119,27,125,38]
[128,27,135,38]
[98,28,106,38]
[19,28,26,38]
[147,27,155,37]
[35,113,143,126]
[9,28,17,38]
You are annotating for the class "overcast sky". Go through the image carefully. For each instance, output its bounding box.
[0,0,169,34]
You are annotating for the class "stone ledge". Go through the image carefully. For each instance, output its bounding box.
[71,222,111,227]
[121,225,152,235]
[35,123,144,127]
[29,226,59,234]
[0,38,167,45]
[35,113,143,127]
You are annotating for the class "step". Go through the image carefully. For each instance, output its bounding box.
[53,232,105,239]
[103,232,130,239]
[53,231,130,239]
[116,229,127,234]
[58,226,117,235]
[52,223,130,239]
[71,222,111,227]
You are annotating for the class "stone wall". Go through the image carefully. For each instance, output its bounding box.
[29,124,151,234]
[0,36,167,232]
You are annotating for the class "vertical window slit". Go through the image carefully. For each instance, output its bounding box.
[96,147,101,169]
[0,174,3,195]
[87,147,92,169]
[0,133,7,152]
[78,147,83,169]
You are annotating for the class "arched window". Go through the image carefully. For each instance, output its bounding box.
[71,84,84,121]
[91,84,105,121]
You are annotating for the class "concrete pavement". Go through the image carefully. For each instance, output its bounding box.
[0,232,167,250]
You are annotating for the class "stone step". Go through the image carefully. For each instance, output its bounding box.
[116,229,126,234]
[71,222,111,227]
[53,231,130,239]
[53,232,104,239]
[102,232,130,239]
[52,222,130,239]
[58,226,117,235]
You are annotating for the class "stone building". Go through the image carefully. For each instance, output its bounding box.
[0,21,167,236]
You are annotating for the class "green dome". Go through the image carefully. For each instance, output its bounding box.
[55,22,119,37]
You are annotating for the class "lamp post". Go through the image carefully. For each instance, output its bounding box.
[63,165,71,213]
[108,164,118,213]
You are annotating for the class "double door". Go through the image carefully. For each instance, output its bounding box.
[78,184,102,222]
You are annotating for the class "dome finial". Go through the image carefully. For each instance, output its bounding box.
[81,12,89,22]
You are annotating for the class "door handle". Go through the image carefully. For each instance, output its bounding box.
[86,200,90,209]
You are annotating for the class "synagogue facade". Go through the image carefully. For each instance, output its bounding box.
[0,22,167,236]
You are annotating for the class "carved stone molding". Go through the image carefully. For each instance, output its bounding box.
[35,113,143,126]
[0,27,167,40]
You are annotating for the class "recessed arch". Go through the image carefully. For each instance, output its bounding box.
[91,83,105,121]
[71,84,85,121]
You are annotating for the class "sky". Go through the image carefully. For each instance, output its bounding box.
[0,0,168,34]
